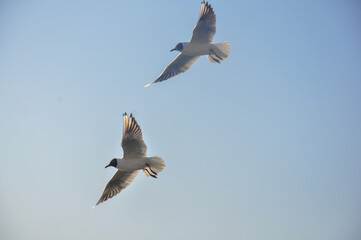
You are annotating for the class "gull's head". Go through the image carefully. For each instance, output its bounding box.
[105,158,117,168]
[170,43,183,52]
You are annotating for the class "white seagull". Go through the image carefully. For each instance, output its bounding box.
[94,113,165,207]
[144,1,230,87]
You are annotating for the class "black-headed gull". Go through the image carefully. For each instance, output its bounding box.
[94,113,165,207]
[145,1,230,87]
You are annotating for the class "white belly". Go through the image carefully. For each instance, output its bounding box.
[182,43,212,56]
[117,157,147,171]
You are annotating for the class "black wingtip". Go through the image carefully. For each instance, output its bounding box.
[206,2,212,10]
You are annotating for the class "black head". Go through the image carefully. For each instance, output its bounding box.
[105,158,117,168]
[170,43,183,52]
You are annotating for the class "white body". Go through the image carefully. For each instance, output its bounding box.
[116,156,164,176]
[181,42,212,56]
[116,157,147,171]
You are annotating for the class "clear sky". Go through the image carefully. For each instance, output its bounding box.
[1,0,360,239]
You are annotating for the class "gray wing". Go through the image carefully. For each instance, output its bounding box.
[121,113,147,158]
[95,170,139,206]
[144,53,200,87]
[190,1,216,44]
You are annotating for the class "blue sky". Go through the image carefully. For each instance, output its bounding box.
[1,0,360,239]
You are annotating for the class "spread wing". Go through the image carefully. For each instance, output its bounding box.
[94,170,139,206]
[190,1,216,44]
[144,53,200,87]
[121,113,147,158]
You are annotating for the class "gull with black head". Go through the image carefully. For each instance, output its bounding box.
[144,1,230,87]
[93,113,165,207]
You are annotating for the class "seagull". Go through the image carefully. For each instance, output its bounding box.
[144,1,230,87]
[93,113,165,207]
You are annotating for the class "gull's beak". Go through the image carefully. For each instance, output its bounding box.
[170,48,176,52]
[105,164,111,168]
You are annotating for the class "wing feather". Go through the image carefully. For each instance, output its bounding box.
[190,1,216,43]
[144,53,200,87]
[95,170,139,206]
[121,113,147,158]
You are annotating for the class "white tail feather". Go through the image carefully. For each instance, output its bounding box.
[207,41,231,63]
[144,156,165,176]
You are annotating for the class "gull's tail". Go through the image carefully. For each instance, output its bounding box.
[143,156,165,178]
[207,41,231,63]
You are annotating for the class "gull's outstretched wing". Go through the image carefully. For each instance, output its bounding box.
[121,113,147,158]
[190,1,216,44]
[144,53,200,87]
[94,170,139,206]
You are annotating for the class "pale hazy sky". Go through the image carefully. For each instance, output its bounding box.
[1,1,361,239]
